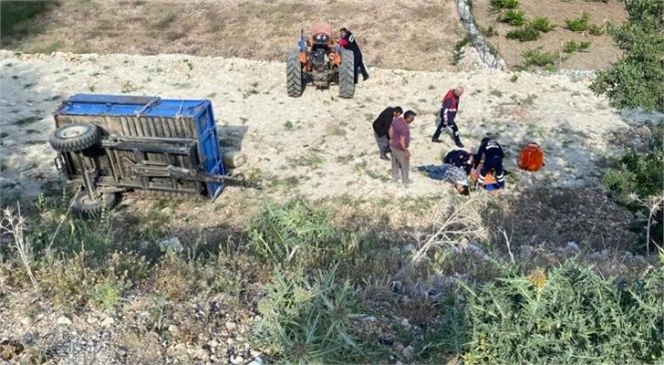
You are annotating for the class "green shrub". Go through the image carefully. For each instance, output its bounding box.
[530,16,555,33]
[490,0,520,10]
[566,12,591,31]
[522,48,558,66]
[248,198,339,265]
[0,1,53,36]
[602,126,664,250]
[255,266,373,364]
[591,0,664,112]
[482,25,499,37]
[506,26,541,42]
[453,37,471,65]
[500,10,526,26]
[589,23,605,35]
[461,262,664,364]
[563,40,591,53]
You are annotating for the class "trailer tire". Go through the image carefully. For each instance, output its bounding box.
[71,190,119,218]
[50,123,102,153]
[338,49,355,99]
[287,49,303,97]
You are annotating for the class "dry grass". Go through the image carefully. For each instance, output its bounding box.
[472,0,627,69]
[3,0,465,71]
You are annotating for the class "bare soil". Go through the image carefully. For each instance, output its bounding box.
[472,0,627,69]
[1,0,465,72]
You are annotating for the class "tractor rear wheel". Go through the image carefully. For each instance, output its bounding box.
[338,49,355,99]
[287,49,303,97]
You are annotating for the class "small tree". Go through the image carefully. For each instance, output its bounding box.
[590,0,664,112]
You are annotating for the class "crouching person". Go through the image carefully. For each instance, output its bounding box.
[476,137,505,189]
[444,148,474,175]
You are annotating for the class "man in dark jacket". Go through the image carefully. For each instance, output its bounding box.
[373,106,403,160]
[476,137,505,188]
[432,86,464,147]
[339,27,369,83]
[444,149,474,175]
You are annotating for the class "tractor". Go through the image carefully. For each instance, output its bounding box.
[286,22,355,98]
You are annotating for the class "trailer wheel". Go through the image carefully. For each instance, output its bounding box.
[50,123,102,153]
[71,190,119,218]
[338,49,355,99]
[287,49,304,97]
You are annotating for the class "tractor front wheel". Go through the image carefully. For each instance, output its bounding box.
[287,49,303,97]
[338,49,355,99]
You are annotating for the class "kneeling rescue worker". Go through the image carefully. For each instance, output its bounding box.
[476,137,505,189]
[444,149,474,175]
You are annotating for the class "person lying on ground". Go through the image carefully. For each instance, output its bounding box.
[416,163,470,196]
[373,106,403,161]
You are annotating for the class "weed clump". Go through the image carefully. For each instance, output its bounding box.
[500,10,526,26]
[566,12,591,32]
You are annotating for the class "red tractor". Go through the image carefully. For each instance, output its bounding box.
[287,23,355,98]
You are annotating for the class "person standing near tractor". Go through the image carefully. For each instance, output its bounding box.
[338,27,370,83]
[389,110,417,185]
[432,86,464,148]
[373,106,403,160]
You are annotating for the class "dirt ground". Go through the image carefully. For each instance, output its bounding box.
[472,0,627,69]
[2,50,652,204]
[1,0,465,72]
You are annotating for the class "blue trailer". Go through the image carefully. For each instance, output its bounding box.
[50,94,245,216]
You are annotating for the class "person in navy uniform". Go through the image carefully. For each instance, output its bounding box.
[475,137,505,189]
[444,149,474,175]
[432,86,464,148]
[338,27,370,83]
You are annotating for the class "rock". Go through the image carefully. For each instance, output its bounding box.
[246,356,267,365]
[158,237,183,254]
[207,340,219,349]
[362,316,377,322]
[400,318,411,330]
[56,316,72,326]
[567,241,580,252]
[101,317,115,327]
[402,244,414,253]
[86,316,98,324]
[19,317,31,327]
[168,325,179,334]
[395,361,404,365]
[225,321,237,330]
[161,207,173,215]
[230,355,244,364]
[402,345,414,359]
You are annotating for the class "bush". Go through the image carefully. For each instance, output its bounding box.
[530,16,555,33]
[590,0,664,112]
[522,48,558,66]
[461,262,664,364]
[255,266,373,364]
[0,1,53,36]
[566,12,591,31]
[248,198,340,266]
[506,26,541,42]
[602,126,664,250]
[500,10,526,26]
[490,0,520,10]
[589,23,605,35]
[563,40,591,53]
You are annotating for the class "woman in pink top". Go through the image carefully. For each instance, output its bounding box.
[388,110,417,184]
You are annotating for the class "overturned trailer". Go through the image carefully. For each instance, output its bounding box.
[49,94,246,216]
